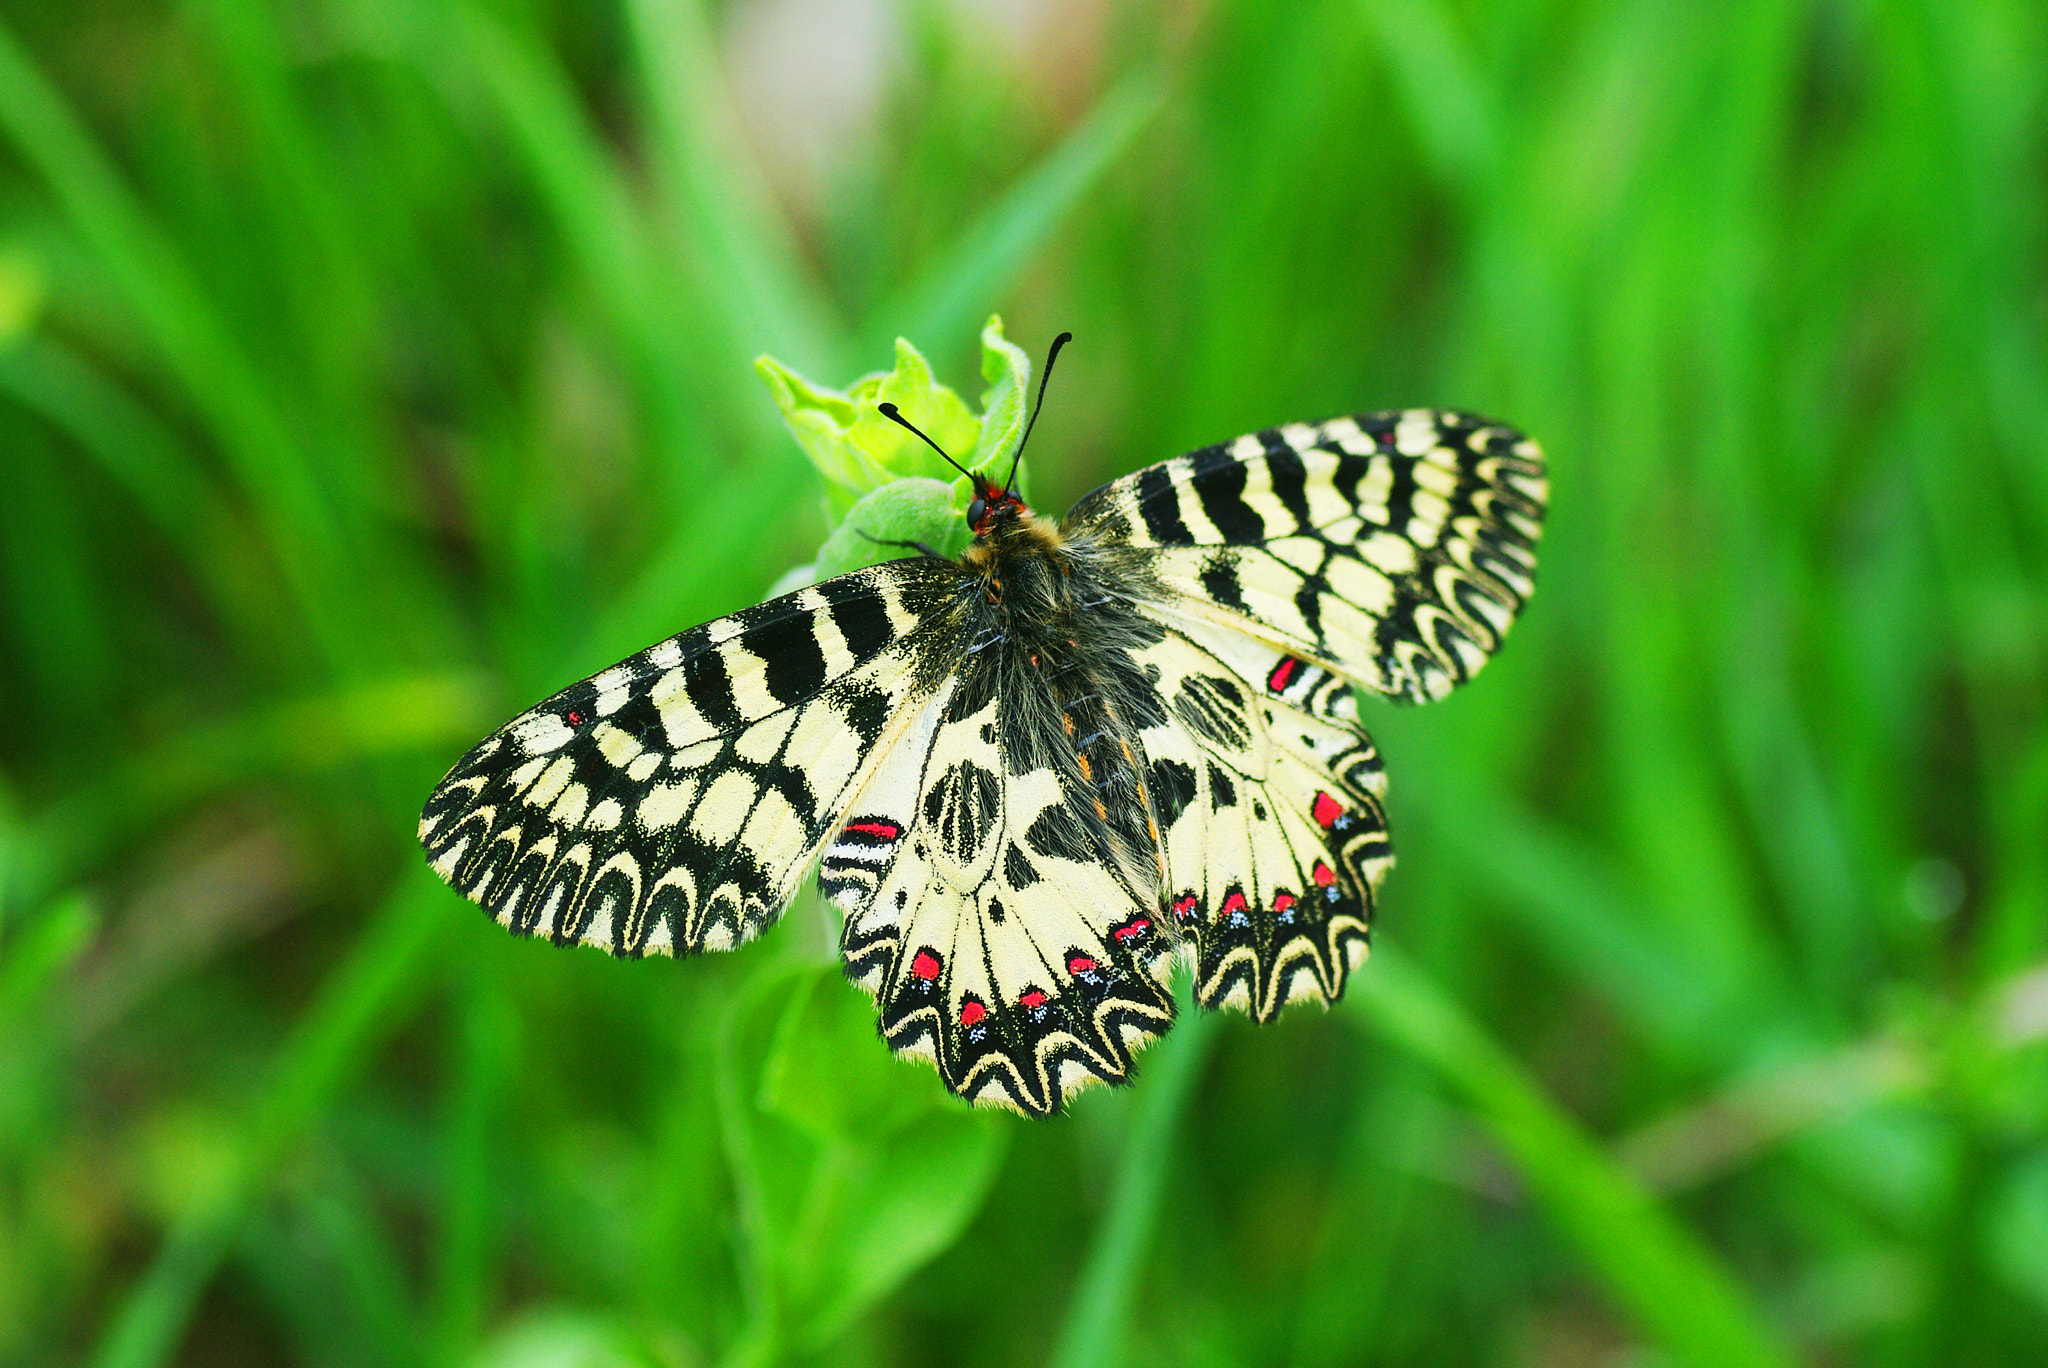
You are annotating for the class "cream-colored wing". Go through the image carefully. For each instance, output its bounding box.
[1065,409,1545,702]
[825,676,1177,1116]
[1119,604,1391,1017]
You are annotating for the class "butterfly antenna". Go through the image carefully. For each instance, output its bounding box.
[877,402,983,489]
[1005,331,1072,494]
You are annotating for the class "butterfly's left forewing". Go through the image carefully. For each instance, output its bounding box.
[419,561,961,957]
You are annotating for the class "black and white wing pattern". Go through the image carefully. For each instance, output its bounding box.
[422,403,1545,1117]
[1055,408,1547,1016]
[419,562,962,956]
[828,648,1182,1115]
[1067,408,1546,702]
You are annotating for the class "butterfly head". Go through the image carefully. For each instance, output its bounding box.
[966,482,1027,535]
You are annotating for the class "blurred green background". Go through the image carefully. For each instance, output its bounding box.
[1,0,2044,1364]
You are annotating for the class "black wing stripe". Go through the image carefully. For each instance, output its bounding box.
[1135,463,1192,545]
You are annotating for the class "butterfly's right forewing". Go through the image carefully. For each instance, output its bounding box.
[1067,409,1546,702]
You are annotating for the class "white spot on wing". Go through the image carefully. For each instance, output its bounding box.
[547,782,590,826]
[512,714,574,755]
[1394,410,1438,455]
[1355,456,1393,521]
[1321,416,1371,453]
[583,896,615,946]
[595,723,642,768]
[722,645,781,720]
[506,756,548,797]
[1358,530,1419,575]
[430,836,470,878]
[527,755,577,809]
[590,665,635,696]
[637,779,699,831]
[1413,460,1459,498]
[689,770,761,846]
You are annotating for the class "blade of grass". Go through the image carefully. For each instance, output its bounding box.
[443,0,715,473]
[0,890,96,1023]
[1353,0,1498,192]
[1400,746,1764,1064]
[867,66,1168,358]
[432,982,517,1363]
[1348,946,1799,1368]
[10,670,494,914]
[0,15,353,663]
[0,335,287,655]
[187,0,382,470]
[87,868,453,1368]
[625,0,846,374]
[1048,989,1218,1368]
[571,456,813,677]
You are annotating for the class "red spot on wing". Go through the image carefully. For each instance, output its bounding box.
[1267,657,1300,692]
[1272,892,1295,913]
[911,950,942,980]
[1113,918,1151,944]
[1067,955,1097,975]
[1312,861,1336,886]
[1019,988,1048,1010]
[960,999,986,1027]
[1170,894,1199,921]
[846,821,901,840]
[1312,792,1343,829]
[1220,890,1249,915]
[564,709,586,727]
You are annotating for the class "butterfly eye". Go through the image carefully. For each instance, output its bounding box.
[967,494,988,529]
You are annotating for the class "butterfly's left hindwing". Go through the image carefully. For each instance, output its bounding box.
[419,561,960,956]
[826,641,1179,1116]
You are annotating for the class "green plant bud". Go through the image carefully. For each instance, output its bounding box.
[757,315,1037,586]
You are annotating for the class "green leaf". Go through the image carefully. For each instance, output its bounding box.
[758,317,1038,579]
[757,336,981,496]
[1050,984,1218,1368]
[810,477,969,581]
[755,963,936,1141]
[970,314,1033,494]
[89,872,452,1368]
[720,960,1009,1355]
[1349,948,1798,1368]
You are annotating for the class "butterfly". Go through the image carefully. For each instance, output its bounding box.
[419,334,1546,1115]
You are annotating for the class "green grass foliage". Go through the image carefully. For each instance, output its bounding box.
[1,1,2044,1364]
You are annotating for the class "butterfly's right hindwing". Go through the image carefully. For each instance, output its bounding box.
[419,560,963,956]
